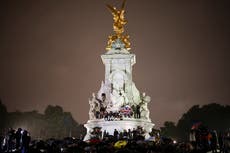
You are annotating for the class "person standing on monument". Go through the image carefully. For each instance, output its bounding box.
[132,105,136,118]
[136,104,141,119]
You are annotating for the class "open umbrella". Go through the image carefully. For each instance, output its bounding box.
[114,140,127,149]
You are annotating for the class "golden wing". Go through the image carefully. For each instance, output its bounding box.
[121,0,127,10]
[106,4,117,15]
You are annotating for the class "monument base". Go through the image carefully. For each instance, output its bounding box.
[84,118,154,141]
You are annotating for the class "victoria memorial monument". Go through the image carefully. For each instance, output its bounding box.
[84,0,155,140]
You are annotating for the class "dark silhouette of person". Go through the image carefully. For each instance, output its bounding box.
[132,128,138,140]
[123,130,128,139]
[136,105,141,119]
[128,129,132,139]
[6,128,15,152]
[21,130,31,153]
[104,111,109,121]
[210,130,218,153]
[218,132,224,153]
[131,105,136,118]
[15,128,22,150]
[114,129,119,140]
[223,132,230,153]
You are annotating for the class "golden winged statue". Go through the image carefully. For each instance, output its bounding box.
[106,0,131,50]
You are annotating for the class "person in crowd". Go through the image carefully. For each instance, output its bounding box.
[114,129,119,140]
[103,130,107,139]
[21,130,31,153]
[210,130,218,153]
[104,111,109,121]
[189,129,197,149]
[123,130,128,139]
[109,111,113,121]
[128,129,132,139]
[0,135,5,153]
[15,128,22,150]
[223,131,230,153]
[132,128,138,140]
[6,127,15,152]
[119,132,123,140]
[218,132,224,153]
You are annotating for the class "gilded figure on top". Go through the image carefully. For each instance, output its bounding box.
[106,0,131,50]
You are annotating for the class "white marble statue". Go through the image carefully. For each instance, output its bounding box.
[110,89,123,111]
[140,92,151,121]
[84,39,154,141]
[88,101,95,120]
[88,93,101,120]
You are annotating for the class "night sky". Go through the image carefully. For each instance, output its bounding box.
[0,0,230,127]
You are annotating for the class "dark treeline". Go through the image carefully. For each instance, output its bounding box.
[160,103,230,141]
[0,99,86,139]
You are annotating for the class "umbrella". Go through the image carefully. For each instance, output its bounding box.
[114,140,128,149]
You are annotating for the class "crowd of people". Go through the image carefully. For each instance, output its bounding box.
[90,126,146,141]
[189,125,230,153]
[1,127,230,153]
[94,104,141,121]
[1,128,31,153]
[89,92,146,121]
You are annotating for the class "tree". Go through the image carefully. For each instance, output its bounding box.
[176,105,200,140]
[1,104,85,139]
[44,105,63,117]
[160,121,178,139]
[43,105,82,139]
[177,103,230,141]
